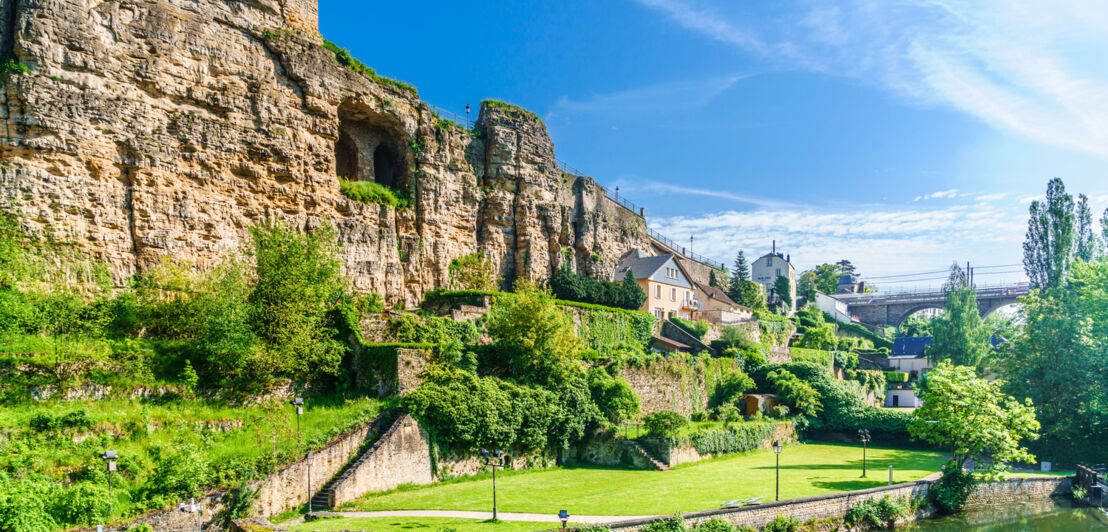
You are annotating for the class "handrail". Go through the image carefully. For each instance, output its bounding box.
[426,103,476,129]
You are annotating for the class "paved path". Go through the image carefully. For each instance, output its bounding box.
[287,510,657,526]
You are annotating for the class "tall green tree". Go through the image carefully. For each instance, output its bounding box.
[835,259,857,275]
[1075,193,1100,262]
[772,275,792,313]
[1022,178,1075,290]
[1101,206,1108,251]
[908,362,1038,477]
[728,280,767,311]
[898,314,933,338]
[488,281,582,386]
[732,250,750,281]
[621,270,647,310]
[248,220,345,382]
[927,264,990,371]
[1000,260,1108,464]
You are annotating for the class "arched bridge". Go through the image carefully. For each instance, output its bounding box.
[832,282,1030,327]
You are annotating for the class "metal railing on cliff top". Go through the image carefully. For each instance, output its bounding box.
[430,103,726,271]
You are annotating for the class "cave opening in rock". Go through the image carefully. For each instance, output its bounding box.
[334,100,408,189]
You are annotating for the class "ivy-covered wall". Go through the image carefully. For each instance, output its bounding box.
[619,357,740,416]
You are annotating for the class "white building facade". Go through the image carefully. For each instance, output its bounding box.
[751,243,796,315]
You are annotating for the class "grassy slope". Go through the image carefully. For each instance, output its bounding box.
[0,334,384,520]
[345,443,947,516]
[288,517,573,532]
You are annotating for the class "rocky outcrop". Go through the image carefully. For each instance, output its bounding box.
[0,0,654,306]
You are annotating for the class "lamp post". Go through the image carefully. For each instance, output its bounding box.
[481,449,505,520]
[772,440,783,501]
[559,510,570,531]
[465,104,471,127]
[306,451,314,515]
[100,451,117,515]
[291,398,304,443]
[858,429,872,477]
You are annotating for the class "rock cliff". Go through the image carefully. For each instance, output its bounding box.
[0,0,655,305]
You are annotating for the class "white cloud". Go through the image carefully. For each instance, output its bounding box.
[975,193,1008,202]
[649,201,1029,289]
[633,0,1108,160]
[617,180,793,209]
[913,189,959,201]
[547,75,751,119]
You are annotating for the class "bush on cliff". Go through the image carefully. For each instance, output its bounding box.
[339,179,412,209]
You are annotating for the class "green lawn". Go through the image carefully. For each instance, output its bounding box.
[287,517,568,532]
[344,443,947,516]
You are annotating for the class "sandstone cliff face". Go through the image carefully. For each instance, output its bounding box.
[0,0,654,305]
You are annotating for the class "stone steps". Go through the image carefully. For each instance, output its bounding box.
[622,440,670,471]
[306,410,403,510]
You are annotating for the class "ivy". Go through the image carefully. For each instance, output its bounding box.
[689,421,778,456]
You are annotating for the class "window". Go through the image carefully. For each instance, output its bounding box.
[655,308,663,319]
[655,285,661,298]
[776,268,781,276]
[671,288,677,301]
[767,258,773,266]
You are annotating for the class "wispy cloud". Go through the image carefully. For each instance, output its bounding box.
[617,180,793,209]
[548,75,751,119]
[975,193,1008,202]
[914,189,959,201]
[633,0,1108,159]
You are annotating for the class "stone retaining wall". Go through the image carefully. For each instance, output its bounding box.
[652,422,797,467]
[603,477,1071,531]
[329,414,435,507]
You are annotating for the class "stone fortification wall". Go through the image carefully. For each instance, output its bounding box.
[329,414,434,507]
[602,477,1071,531]
[619,358,740,417]
[0,0,654,307]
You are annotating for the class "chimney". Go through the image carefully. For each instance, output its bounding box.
[786,254,790,263]
[772,240,776,254]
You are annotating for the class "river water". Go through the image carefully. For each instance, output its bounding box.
[901,498,1108,531]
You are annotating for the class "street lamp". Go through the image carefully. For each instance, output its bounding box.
[291,398,304,442]
[559,509,570,531]
[178,498,202,532]
[465,104,471,127]
[772,440,783,501]
[858,429,872,477]
[481,449,505,520]
[100,451,117,515]
[306,451,314,515]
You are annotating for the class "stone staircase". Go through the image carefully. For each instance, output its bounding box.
[306,409,403,510]
[621,440,670,471]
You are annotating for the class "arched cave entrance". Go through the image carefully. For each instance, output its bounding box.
[333,100,408,188]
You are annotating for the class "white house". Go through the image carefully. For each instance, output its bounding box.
[751,241,796,315]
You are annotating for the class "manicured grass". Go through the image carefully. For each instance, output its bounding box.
[344,443,947,516]
[288,517,572,532]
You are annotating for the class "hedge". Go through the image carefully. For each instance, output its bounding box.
[884,371,909,383]
[689,421,779,456]
[789,348,832,369]
[672,317,710,340]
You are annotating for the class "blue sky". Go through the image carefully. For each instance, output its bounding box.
[320,0,1108,290]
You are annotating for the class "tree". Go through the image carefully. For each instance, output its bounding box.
[898,314,933,338]
[767,369,821,418]
[732,250,750,281]
[488,281,582,385]
[927,264,990,371]
[622,270,647,310]
[835,259,857,275]
[1075,194,1100,262]
[709,268,731,293]
[772,275,792,313]
[248,220,345,383]
[1022,178,1075,290]
[1000,260,1108,464]
[1101,207,1108,252]
[448,250,501,290]
[908,362,1039,477]
[587,369,641,424]
[729,280,767,311]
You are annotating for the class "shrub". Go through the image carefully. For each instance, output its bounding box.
[690,410,709,422]
[321,40,416,94]
[588,369,641,424]
[930,462,976,514]
[766,370,821,418]
[448,251,501,290]
[640,516,686,532]
[487,282,581,386]
[51,483,110,526]
[549,262,646,310]
[761,514,800,532]
[643,410,687,438]
[0,473,58,531]
[845,495,911,528]
[339,179,411,209]
[692,518,737,532]
[884,371,909,383]
[772,405,790,418]
[690,421,776,455]
[741,347,767,370]
[673,318,710,340]
[712,370,755,407]
[788,348,832,369]
[146,443,211,504]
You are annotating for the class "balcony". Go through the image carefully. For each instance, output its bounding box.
[681,298,700,310]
